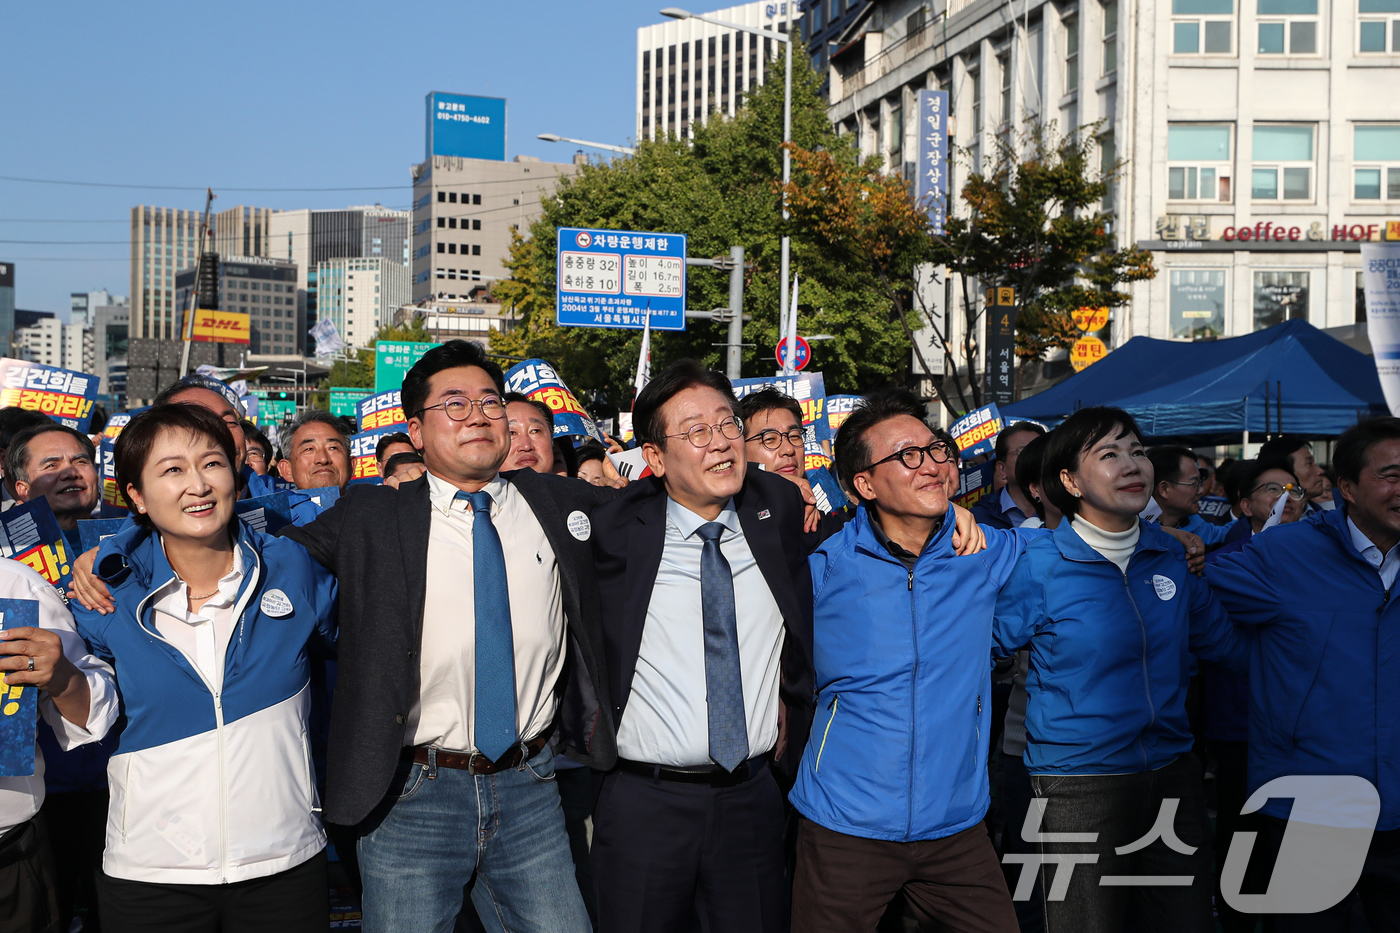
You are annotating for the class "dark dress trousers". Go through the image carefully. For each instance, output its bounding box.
[280,469,618,828]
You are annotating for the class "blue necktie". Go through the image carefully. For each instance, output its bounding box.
[695,521,749,772]
[459,490,517,762]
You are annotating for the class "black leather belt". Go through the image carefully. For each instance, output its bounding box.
[616,757,767,787]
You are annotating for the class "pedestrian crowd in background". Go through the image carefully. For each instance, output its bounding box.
[0,340,1393,933]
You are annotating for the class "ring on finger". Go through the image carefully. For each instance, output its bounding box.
[26,657,34,672]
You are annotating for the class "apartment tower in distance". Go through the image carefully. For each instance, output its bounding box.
[410,92,580,305]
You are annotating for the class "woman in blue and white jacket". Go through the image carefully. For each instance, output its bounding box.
[992,407,1248,933]
[72,403,337,933]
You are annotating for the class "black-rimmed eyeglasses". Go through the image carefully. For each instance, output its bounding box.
[868,442,955,471]
[746,428,805,450]
[417,395,507,421]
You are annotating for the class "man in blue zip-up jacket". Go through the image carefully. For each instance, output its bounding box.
[789,390,1033,933]
[1208,418,1400,931]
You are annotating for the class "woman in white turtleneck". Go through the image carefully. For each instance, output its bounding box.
[991,407,1248,933]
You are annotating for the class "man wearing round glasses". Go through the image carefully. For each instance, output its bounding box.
[738,387,807,478]
[1148,445,1232,547]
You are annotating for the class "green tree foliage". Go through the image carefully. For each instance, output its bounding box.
[491,53,913,411]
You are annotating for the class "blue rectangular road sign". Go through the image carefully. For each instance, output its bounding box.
[556,227,687,330]
[915,90,949,235]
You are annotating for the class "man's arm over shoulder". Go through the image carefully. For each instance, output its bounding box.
[277,482,382,571]
[992,543,1048,656]
[1206,528,1286,629]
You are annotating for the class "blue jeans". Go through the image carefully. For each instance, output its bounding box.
[357,745,591,933]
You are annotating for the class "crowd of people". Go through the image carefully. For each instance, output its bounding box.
[0,339,1394,933]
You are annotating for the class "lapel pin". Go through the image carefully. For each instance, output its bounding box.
[758,509,771,520]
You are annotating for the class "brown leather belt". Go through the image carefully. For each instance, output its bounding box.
[402,734,551,776]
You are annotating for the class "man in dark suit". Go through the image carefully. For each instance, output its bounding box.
[590,360,815,933]
[970,421,1045,530]
[282,339,615,933]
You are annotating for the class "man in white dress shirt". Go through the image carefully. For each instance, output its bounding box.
[0,558,117,932]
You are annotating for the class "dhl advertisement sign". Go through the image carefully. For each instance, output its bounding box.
[183,309,251,344]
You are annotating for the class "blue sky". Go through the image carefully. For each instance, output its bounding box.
[1,0,674,317]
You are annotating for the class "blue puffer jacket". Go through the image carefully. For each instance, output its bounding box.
[789,506,1033,843]
[74,519,337,885]
[1208,508,1400,831]
[992,519,1248,776]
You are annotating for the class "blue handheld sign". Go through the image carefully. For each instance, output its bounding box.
[555,228,687,330]
[0,599,39,777]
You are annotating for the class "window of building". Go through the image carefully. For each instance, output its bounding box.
[998,53,1012,126]
[970,66,983,141]
[1103,0,1119,73]
[1254,270,1309,329]
[1168,124,1233,201]
[1358,0,1400,50]
[1257,0,1318,53]
[1354,125,1400,200]
[1252,124,1314,200]
[472,219,481,230]
[448,218,457,229]
[889,103,904,173]
[1357,270,1368,322]
[1065,17,1080,94]
[1100,130,1118,211]
[1170,268,1226,337]
[1173,0,1234,53]
[437,192,446,202]
[437,243,445,254]
[472,245,481,256]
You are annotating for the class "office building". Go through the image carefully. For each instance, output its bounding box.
[175,256,299,356]
[214,206,277,260]
[14,314,90,372]
[801,0,871,92]
[93,300,130,402]
[130,206,202,341]
[0,263,13,355]
[314,257,411,349]
[70,289,115,327]
[820,0,1400,393]
[268,206,411,350]
[636,1,794,142]
[409,154,579,305]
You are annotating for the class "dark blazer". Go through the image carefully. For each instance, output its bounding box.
[281,468,618,827]
[970,488,1020,530]
[591,468,815,784]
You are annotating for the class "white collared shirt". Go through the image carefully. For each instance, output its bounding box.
[150,543,245,694]
[1348,516,1400,590]
[409,471,564,754]
[616,497,785,768]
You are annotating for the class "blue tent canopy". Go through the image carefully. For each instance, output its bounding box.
[1001,319,1389,439]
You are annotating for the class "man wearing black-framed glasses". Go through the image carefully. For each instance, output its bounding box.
[1148,445,1232,547]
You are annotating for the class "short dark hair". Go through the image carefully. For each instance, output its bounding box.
[1042,407,1144,517]
[401,339,505,422]
[0,409,53,452]
[576,440,607,466]
[736,387,804,429]
[382,450,424,479]
[282,410,349,456]
[6,424,96,485]
[994,421,1046,462]
[115,405,239,529]
[1147,445,1197,490]
[1333,417,1400,485]
[833,388,927,499]
[1227,458,1298,505]
[240,420,272,461]
[375,432,413,461]
[1258,435,1312,472]
[1014,431,1053,521]
[504,392,555,428]
[633,359,737,449]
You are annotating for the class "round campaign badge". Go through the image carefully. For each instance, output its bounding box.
[567,510,591,541]
[261,589,294,617]
[1151,575,1177,601]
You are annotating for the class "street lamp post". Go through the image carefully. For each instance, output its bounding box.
[661,6,793,375]
[536,133,637,155]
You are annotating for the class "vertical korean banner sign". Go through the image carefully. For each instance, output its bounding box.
[1362,243,1400,415]
[503,360,604,442]
[915,90,949,235]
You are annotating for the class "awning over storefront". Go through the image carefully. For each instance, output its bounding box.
[1001,319,1389,440]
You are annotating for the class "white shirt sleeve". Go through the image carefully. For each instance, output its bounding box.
[1,561,118,750]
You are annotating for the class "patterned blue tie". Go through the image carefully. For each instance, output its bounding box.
[459,490,517,762]
[695,521,749,771]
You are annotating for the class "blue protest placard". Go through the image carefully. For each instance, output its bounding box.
[0,599,40,776]
[503,359,604,443]
[349,427,396,485]
[1198,496,1232,522]
[806,466,848,515]
[357,390,406,434]
[556,228,687,331]
[953,459,998,510]
[732,373,832,472]
[235,493,294,535]
[0,358,103,431]
[915,89,949,235]
[948,404,1004,460]
[0,499,74,600]
[98,437,129,518]
[78,519,129,554]
[827,394,860,436]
